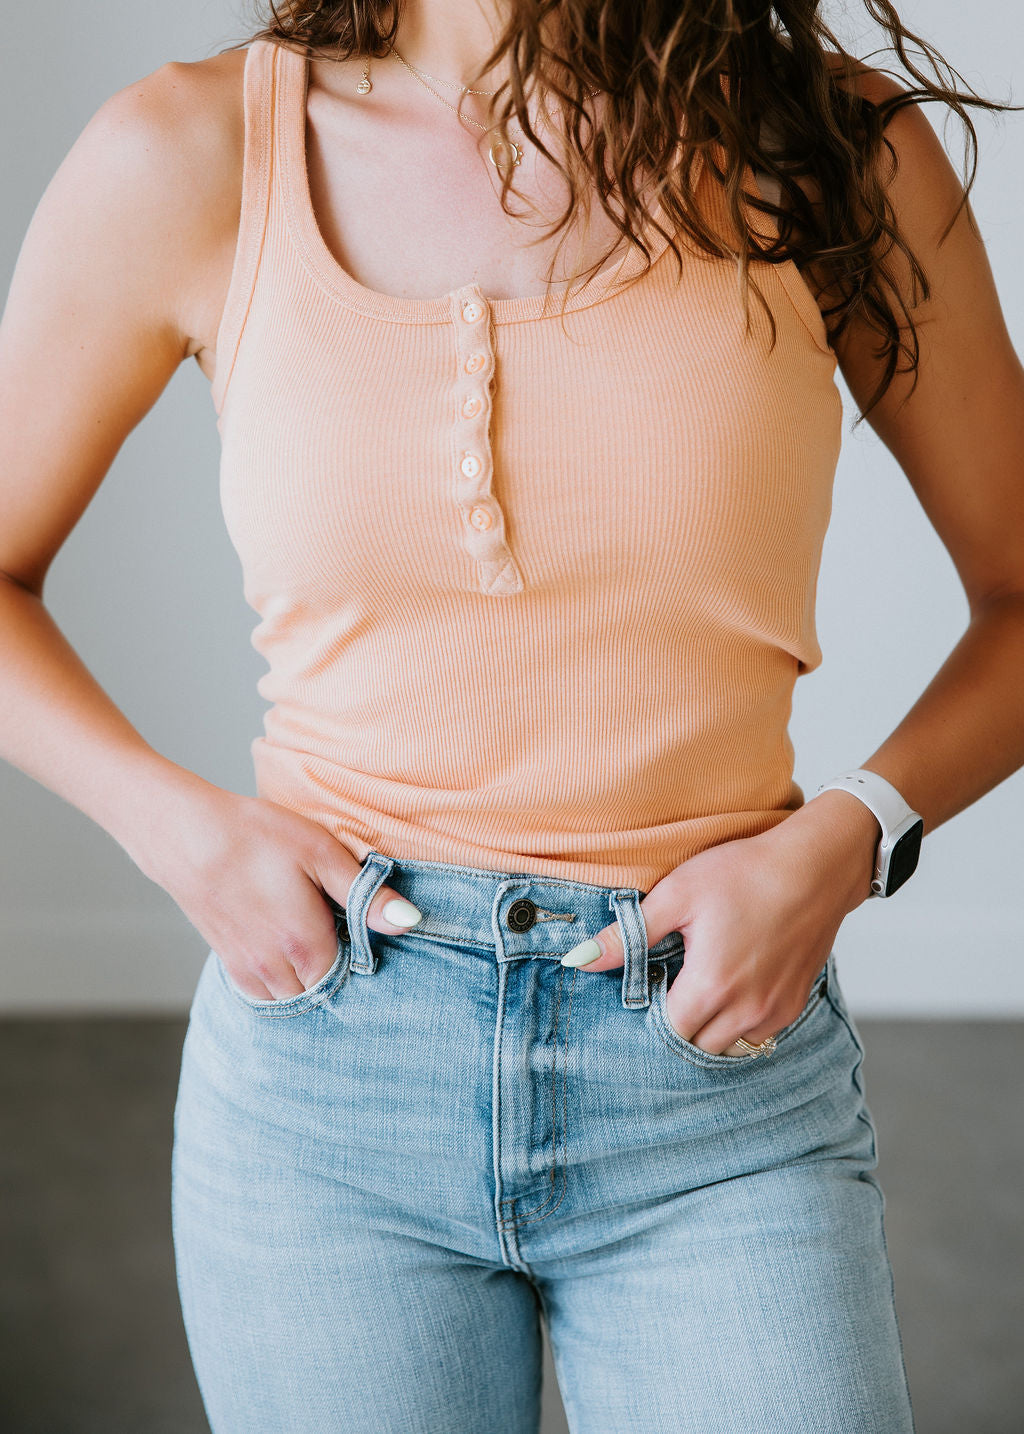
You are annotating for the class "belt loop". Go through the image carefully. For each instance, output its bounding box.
[346,851,396,975]
[609,889,650,1009]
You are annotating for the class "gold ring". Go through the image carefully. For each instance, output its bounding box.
[733,1033,778,1057]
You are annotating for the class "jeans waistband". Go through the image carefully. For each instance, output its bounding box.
[335,849,686,1011]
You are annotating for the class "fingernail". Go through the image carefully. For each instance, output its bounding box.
[382,898,423,929]
[561,938,602,967]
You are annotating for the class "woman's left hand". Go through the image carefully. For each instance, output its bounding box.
[563,791,881,1054]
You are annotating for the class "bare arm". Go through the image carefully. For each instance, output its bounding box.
[0,61,220,841]
[820,78,1024,836]
[0,56,418,996]
[755,68,1024,897]
[571,69,1024,1052]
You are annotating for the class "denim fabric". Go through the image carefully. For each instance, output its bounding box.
[171,848,916,1434]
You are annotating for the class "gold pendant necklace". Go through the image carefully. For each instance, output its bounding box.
[485,135,524,174]
[357,48,525,178]
[357,49,599,179]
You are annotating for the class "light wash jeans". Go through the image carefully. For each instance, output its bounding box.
[171,848,916,1434]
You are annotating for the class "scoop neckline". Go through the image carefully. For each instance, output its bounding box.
[271,38,703,326]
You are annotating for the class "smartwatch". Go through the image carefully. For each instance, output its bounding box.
[815,769,924,898]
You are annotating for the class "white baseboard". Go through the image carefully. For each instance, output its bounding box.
[0,902,1021,1018]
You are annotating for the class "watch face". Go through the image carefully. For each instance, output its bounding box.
[884,818,924,896]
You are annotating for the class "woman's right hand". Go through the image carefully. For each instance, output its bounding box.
[132,777,422,1001]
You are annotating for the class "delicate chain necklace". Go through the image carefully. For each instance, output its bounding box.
[355,49,603,180]
[392,51,501,97]
[389,47,524,176]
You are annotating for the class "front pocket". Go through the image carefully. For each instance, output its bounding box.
[215,915,352,1019]
[648,955,830,1069]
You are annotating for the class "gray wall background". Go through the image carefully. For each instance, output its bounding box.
[1,0,1021,1015]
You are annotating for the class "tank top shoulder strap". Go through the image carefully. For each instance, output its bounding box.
[703,77,831,355]
[268,38,320,257]
[211,38,282,415]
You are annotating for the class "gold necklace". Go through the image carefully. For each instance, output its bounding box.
[391,52,501,97]
[389,48,524,176]
[356,50,602,179]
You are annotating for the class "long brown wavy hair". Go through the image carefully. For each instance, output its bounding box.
[233,1,1017,421]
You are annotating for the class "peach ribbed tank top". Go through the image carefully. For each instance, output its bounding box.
[211,38,843,891]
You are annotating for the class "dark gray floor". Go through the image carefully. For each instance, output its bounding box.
[1,1018,1021,1434]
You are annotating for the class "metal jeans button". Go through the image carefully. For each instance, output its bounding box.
[505,898,537,932]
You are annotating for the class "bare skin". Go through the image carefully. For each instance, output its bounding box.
[187,46,635,382]
[1,12,1022,1029]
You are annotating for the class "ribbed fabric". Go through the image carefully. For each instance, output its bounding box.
[212,38,843,891]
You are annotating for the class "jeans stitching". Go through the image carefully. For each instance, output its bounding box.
[218,940,351,1018]
[502,964,564,1223]
[360,848,649,898]
[873,1179,919,1431]
[823,980,880,1162]
[823,979,915,1422]
[504,965,576,1229]
[650,965,827,1068]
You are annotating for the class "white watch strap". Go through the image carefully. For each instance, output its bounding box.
[815,769,916,839]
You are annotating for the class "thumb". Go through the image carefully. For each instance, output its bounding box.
[559,880,684,972]
[318,852,424,936]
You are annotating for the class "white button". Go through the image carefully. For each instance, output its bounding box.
[469,505,494,531]
[461,301,485,323]
[462,396,483,419]
[464,352,487,375]
[460,452,483,479]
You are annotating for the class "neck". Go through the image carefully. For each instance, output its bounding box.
[391,0,512,90]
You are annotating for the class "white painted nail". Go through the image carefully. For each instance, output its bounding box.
[561,938,602,967]
[382,897,423,929]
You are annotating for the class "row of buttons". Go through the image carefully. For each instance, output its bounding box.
[458,304,491,529]
[455,299,493,535]
[448,285,523,594]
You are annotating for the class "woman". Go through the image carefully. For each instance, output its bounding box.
[1,0,1022,1429]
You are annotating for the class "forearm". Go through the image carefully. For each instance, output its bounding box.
[773,590,1024,910]
[0,574,215,863]
[856,590,1024,832]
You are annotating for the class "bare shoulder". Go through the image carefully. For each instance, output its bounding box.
[820,50,962,218]
[826,52,971,346]
[0,47,253,592]
[823,50,901,101]
[75,46,249,365]
[75,47,247,225]
[783,52,915,213]
[777,52,966,342]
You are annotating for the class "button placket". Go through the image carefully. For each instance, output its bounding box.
[448,285,523,596]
